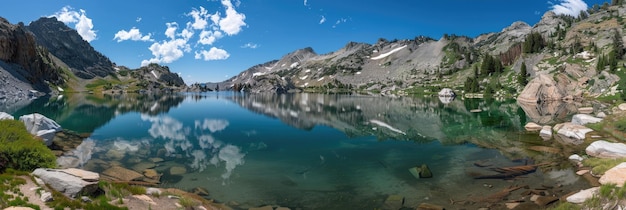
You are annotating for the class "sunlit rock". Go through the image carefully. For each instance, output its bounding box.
[555,123,593,143]
[619,103,626,111]
[586,140,626,158]
[0,112,13,120]
[169,166,187,175]
[383,195,404,210]
[524,122,542,131]
[32,168,99,198]
[571,114,602,126]
[566,187,599,204]
[19,113,62,146]
[577,107,593,114]
[540,126,552,140]
[101,166,143,181]
[599,162,626,186]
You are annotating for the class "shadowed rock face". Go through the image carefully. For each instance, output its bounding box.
[26,17,114,79]
[0,17,61,91]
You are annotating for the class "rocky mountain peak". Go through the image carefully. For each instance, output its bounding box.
[533,11,565,36]
[27,17,114,79]
[503,21,531,32]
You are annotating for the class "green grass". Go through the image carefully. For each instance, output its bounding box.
[582,157,626,175]
[0,120,56,171]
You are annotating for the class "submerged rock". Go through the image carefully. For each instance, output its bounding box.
[101,166,143,181]
[420,164,433,178]
[586,140,626,158]
[169,166,187,175]
[383,195,404,210]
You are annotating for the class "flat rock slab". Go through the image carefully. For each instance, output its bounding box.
[524,122,542,131]
[32,168,99,198]
[586,140,626,158]
[571,114,602,125]
[102,166,144,181]
[60,168,99,182]
[556,122,593,142]
[566,187,599,204]
[599,162,626,186]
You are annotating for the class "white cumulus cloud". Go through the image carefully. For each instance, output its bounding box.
[189,6,210,30]
[198,30,223,45]
[241,42,258,49]
[195,47,230,61]
[218,0,247,35]
[114,27,153,42]
[141,38,190,66]
[551,0,588,17]
[51,6,97,42]
[165,22,178,39]
[304,0,308,6]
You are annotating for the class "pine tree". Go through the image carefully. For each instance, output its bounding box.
[518,62,528,86]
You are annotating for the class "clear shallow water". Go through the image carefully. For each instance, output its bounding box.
[7,93,590,209]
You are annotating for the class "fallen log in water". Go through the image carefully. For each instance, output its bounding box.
[474,163,548,179]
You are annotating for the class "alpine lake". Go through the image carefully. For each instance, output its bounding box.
[3,92,604,209]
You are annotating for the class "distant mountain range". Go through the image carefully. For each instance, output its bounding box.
[1,4,625,102]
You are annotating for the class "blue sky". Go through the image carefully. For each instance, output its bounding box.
[2,0,607,83]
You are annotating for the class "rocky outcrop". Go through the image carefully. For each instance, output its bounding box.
[532,11,566,36]
[19,113,62,146]
[0,17,62,91]
[517,74,565,103]
[32,168,100,198]
[585,140,626,158]
[26,17,114,79]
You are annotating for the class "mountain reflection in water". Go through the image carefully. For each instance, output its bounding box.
[4,93,593,209]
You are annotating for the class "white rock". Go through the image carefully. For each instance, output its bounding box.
[619,103,626,111]
[586,140,626,158]
[540,126,552,139]
[578,107,593,114]
[0,112,14,120]
[568,154,583,162]
[557,123,593,142]
[597,112,607,118]
[19,113,61,146]
[40,191,53,202]
[146,187,162,195]
[571,114,603,125]
[32,168,99,198]
[599,162,626,186]
[566,187,599,204]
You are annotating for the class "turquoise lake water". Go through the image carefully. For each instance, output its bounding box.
[5,93,591,209]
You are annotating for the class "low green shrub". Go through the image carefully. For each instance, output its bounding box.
[0,120,56,171]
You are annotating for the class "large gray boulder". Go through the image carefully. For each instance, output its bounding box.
[19,113,61,146]
[586,140,626,158]
[517,74,564,103]
[571,114,603,125]
[32,168,99,198]
[0,112,13,120]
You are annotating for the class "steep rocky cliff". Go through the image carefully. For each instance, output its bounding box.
[26,17,114,79]
[0,17,63,92]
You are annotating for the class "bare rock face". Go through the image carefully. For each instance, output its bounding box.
[0,17,61,89]
[517,74,564,103]
[26,17,114,79]
[532,11,566,36]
